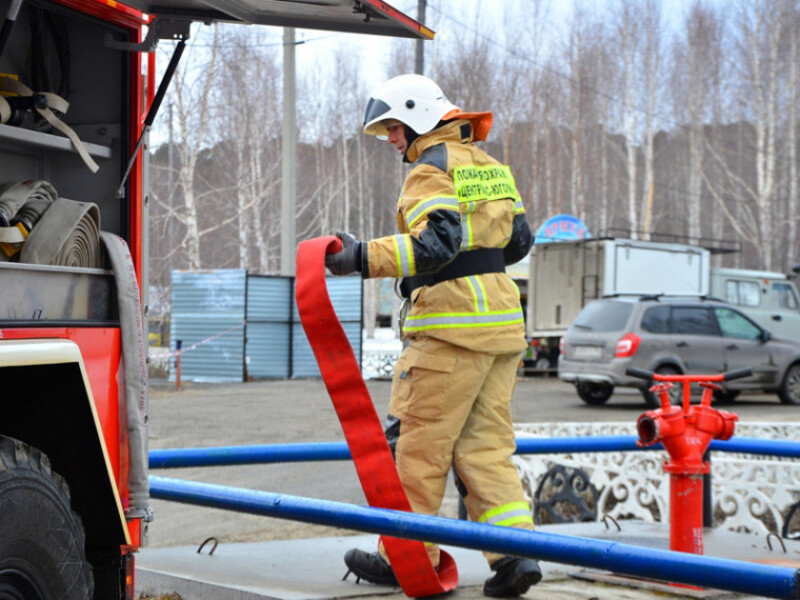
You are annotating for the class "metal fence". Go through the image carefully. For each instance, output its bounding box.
[170,270,362,382]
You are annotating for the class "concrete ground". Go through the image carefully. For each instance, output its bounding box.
[137,525,794,600]
[139,375,800,599]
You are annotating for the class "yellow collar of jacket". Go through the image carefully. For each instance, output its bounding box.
[405,119,475,164]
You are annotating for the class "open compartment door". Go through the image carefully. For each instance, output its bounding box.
[121,0,434,38]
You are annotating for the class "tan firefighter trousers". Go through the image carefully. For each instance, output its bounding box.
[380,336,534,567]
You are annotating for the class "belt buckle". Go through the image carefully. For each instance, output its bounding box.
[398,298,410,341]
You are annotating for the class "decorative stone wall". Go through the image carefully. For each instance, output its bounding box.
[513,422,800,538]
[362,349,400,380]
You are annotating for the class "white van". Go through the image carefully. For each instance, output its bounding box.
[711,267,800,340]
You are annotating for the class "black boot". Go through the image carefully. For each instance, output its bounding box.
[483,556,542,597]
[343,549,398,586]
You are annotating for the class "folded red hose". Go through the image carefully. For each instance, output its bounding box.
[295,236,458,597]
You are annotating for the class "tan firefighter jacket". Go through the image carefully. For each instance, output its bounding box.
[362,119,534,354]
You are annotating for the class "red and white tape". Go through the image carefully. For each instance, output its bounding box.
[164,321,246,358]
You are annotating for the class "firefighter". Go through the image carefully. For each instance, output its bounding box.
[325,74,540,597]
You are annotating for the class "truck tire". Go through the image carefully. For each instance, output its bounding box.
[576,383,613,405]
[780,363,800,405]
[641,366,682,408]
[0,436,93,600]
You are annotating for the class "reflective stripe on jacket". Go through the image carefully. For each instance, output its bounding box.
[365,119,533,353]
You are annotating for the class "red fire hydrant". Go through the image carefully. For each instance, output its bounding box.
[631,368,745,556]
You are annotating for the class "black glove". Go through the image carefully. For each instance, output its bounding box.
[325,232,362,276]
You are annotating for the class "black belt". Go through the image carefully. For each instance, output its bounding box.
[399,248,505,298]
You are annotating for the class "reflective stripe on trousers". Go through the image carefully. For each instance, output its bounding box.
[478,501,534,528]
[402,307,524,332]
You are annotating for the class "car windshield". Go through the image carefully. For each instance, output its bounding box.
[573,301,633,332]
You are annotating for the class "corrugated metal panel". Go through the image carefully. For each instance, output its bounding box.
[246,276,292,321]
[292,276,362,379]
[291,322,320,378]
[291,321,362,378]
[245,322,291,378]
[169,271,361,381]
[245,276,292,379]
[170,270,246,382]
[290,275,363,322]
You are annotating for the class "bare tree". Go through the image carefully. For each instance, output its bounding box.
[217,27,283,273]
[593,22,618,234]
[728,0,787,269]
[429,6,497,114]
[154,25,221,271]
[640,0,665,237]
[611,0,643,235]
[672,1,724,241]
[785,1,799,267]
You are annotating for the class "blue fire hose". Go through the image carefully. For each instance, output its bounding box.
[149,475,800,599]
[148,435,800,468]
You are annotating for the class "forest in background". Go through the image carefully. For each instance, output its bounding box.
[147,0,800,331]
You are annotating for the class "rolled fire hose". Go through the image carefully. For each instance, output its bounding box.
[296,236,459,598]
[0,180,102,268]
[20,196,101,267]
[0,76,99,173]
[0,179,58,253]
[0,94,9,126]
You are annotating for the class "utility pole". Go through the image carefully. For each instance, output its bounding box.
[414,0,427,74]
[167,101,173,244]
[281,27,297,276]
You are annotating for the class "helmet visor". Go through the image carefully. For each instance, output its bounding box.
[363,97,395,137]
[363,97,391,127]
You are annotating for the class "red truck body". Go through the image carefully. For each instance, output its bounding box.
[0,0,428,597]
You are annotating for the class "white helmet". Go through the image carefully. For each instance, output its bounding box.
[363,74,459,139]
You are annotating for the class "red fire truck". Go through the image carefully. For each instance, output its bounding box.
[0,0,429,597]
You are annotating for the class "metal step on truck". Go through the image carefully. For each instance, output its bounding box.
[525,235,800,372]
[0,0,428,597]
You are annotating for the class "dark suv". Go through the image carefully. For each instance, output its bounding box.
[558,296,800,407]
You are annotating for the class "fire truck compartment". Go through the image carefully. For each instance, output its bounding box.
[0,0,130,237]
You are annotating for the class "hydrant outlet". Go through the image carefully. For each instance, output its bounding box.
[638,416,659,445]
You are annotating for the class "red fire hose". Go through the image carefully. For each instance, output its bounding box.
[295,236,458,597]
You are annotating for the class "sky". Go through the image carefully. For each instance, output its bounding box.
[291,0,531,92]
[287,0,708,93]
[166,0,714,92]
[161,1,542,94]
[152,0,717,145]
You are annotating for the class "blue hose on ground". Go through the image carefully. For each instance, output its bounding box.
[149,475,800,599]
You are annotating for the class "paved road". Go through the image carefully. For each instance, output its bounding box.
[146,374,800,549]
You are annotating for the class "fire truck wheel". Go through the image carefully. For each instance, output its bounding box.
[0,436,93,600]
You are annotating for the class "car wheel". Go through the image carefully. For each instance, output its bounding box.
[576,383,614,406]
[535,356,552,370]
[713,390,740,404]
[641,365,682,408]
[780,363,800,405]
